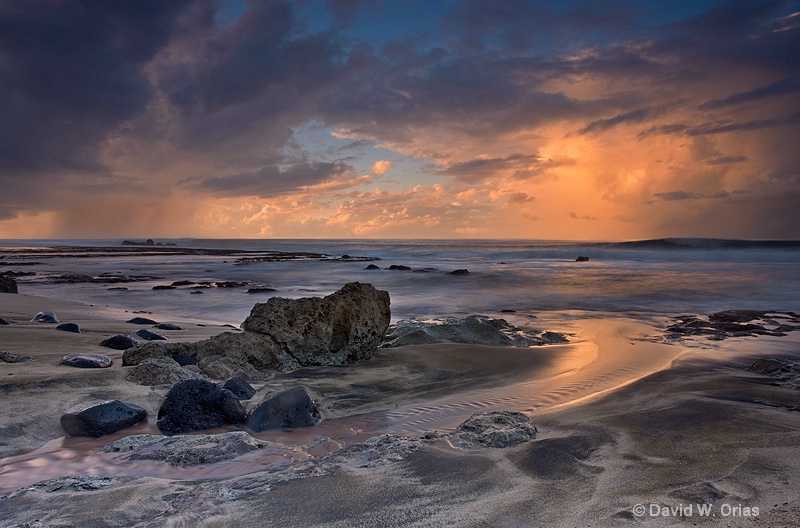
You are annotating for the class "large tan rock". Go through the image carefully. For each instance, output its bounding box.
[123,282,390,378]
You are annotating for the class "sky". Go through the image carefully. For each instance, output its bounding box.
[0,0,799,240]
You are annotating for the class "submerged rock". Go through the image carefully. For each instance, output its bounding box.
[60,400,147,437]
[100,334,140,350]
[0,316,10,325]
[31,311,59,323]
[246,386,322,432]
[125,282,391,377]
[223,376,256,400]
[449,411,537,448]
[748,357,800,390]
[55,322,80,333]
[666,310,800,340]
[60,353,113,368]
[156,379,246,435]
[102,431,273,466]
[127,317,158,325]
[382,315,568,347]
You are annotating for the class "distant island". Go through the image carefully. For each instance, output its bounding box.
[121,239,178,247]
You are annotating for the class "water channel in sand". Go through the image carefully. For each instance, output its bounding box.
[0,319,684,494]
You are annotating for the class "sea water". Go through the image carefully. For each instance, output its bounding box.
[2,238,799,325]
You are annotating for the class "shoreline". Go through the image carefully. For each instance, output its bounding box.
[2,291,800,525]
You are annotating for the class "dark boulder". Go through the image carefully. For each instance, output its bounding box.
[100,334,141,350]
[60,353,113,368]
[449,269,470,275]
[55,323,81,333]
[0,316,10,325]
[0,275,18,293]
[61,400,147,437]
[156,379,246,435]
[31,311,59,323]
[127,317,158,325]
[135,328,167,341]
[247,287,277,294]
[364,264,381,270]
[245,386,321,432]
[153,285,177,290]
[575,256,590,262]
[388,265,412,271]
[222,376,256,400]
[155,323,182,330]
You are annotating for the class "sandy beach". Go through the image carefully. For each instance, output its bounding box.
[2,291,800,527]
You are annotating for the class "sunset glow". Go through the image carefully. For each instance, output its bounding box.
[1,0,798,239]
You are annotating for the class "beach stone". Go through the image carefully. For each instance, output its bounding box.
[127,317,158,325]
[126,357,202,386]
[100,334,140,350]
[103,431,272,466]
[31,311,59,323]
[242,282,391,366]
[135,328,167,341]
[55,322,81,333]
[156,379,246,435]
[155,323,182,330]
[60,400,147,437]
[450,411,537,448]
[0,316,11,325]
[246,386,321,432]
[60,353,113,368]
[0,275,18,293]
[364,264,381,270]
[0,350,33,363]
[223,376,256,400]
[449,269,470,275]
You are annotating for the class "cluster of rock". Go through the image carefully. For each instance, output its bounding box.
[364,264,469,275]
[747,357,800,391]
[382,315,568,347]
[121,239,177,246]
[666,310,800,340]
[123,282,391,378]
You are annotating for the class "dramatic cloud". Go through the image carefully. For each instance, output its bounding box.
[0,0,798,239]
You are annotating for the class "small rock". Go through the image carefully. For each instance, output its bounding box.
[449,411,537,448]
[247,287,277,294]
[191,290,204,294]
[0,350,33,363]
[157,379,246,435]
[449,269,470,275]
[60,353,113,368]
[135,328,167,341]
[388,265,412,271]
[55,322,81,333]
[222,376,256,400]
[155,323,182,330]
[246,386,322,432]
[127,317,158,325]
[31,311,59,323]
[364,264,381,270]
[153,285,177,290]
[100,334,141,350]
[60,400,147,437]
[0,316,11,325]
[575,256,590,262]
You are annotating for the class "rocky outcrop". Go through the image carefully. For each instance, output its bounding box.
[60,353,113,368]
[124,282,391,378]
[382,315,568,347]
[156,379,246,435]
[102,431,274,466]
[125,357,203,386]
[666,310,800,340]
[245,386,321,432]
[60,400,147,437]
[0,275,18,293]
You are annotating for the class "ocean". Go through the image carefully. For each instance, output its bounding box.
[2,238,799,326]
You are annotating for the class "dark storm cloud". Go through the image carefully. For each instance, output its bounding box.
[579,108,653,135]
[700,76,800,109]
[196,161,352,197]
[0,0,195,208]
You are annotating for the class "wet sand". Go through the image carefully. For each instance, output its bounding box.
[1,292,800,526]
